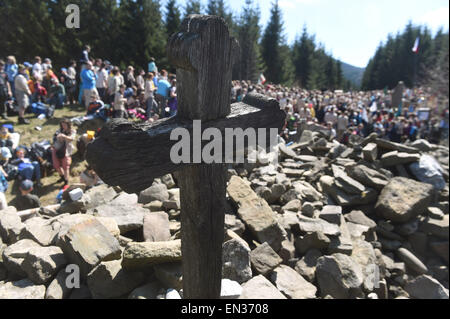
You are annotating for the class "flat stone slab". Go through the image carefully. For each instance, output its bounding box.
[346,164,389,191]
[2,239,41,278]
[375,177,434,223]
[239,275,287,299]
[0,207,25,244]
[297,215,341,236]
[396,248,428,275]
[122,240,182,270]
[316,253,364,299]
[22,217,59,246]
[344,210,376,229]
[143,212,171,242]
[57,218,122,277]
[22,246,67,284]
[381,151,420,167]
[92,204,147,234]
[250,242,283,276]
[83,184,117,210]
[0,279,46,299]
[138,183,170,204]
[405,275,449,299]
[270,265,317,299]
[87,259,146,299]
[227,176,286,252]
[420,215,449,239]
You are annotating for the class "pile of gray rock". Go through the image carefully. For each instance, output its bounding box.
[0,131,448,299]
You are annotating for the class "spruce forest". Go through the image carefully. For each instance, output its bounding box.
[0,0,448,92]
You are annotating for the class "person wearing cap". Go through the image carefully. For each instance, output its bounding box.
[14,65,32,124]
[9,179,41,211]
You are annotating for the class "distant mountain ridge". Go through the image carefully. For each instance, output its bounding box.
[341,62,365,88]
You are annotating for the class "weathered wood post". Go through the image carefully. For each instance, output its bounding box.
[86,15,285,299]
[167,15,236,299]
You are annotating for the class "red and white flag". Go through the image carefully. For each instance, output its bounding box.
[258,73,266,85]
[412,37,420,54]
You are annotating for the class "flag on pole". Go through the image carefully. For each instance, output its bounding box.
[412,37,420,54]
[258,73,266,85]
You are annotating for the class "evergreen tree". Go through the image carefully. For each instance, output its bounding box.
[205,0,233,34]
[115,0,167,70]
[184,0,202,17]
[206,0,218,16]
[0,0,61,64]
[261,1,285,84]
[233,0,263,81]
[361,21,447,90]
[165,0,181,38]
[308,46,328,90]
[293,26,315,88]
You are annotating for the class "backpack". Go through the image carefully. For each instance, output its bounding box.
[30,141,52,163]
[3,164,18,181]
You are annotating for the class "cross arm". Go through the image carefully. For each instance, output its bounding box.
[85,93,285,194]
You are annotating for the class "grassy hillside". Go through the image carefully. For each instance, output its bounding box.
[1,105,102,207]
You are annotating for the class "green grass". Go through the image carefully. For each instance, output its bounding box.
[1,104,104,207]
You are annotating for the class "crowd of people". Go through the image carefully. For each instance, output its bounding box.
[0,47,180,211]
[0,47,449,212]
[231,80,449,146]
[0,47,179,125]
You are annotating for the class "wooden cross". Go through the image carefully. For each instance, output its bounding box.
[86,15,285,299]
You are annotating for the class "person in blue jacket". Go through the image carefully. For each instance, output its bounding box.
[80,61,98,110]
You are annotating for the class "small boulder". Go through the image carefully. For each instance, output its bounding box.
[222,239,252,284]
[270,265,317,299]
[404,275,449,299]
[316,253,364,299]
[239,275,286,299]
[138,183,169,204]
[250,242,283,276]
[87,259,146,299]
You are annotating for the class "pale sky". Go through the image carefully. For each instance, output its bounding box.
[172,0,449,68]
